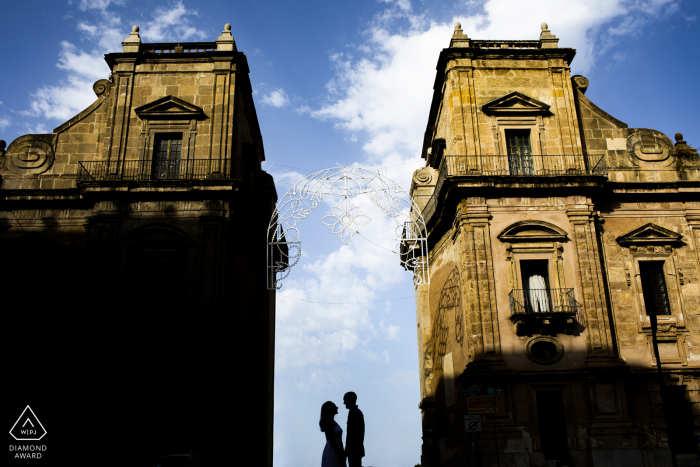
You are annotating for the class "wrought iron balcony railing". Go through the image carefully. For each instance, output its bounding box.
[509,288,581,316]
[77,159,241,183]
[422,154,606,220]
[442,153,606,177]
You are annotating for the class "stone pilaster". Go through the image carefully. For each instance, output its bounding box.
[686,210,700,276]
[567,209,615,358]
[457,205,501,359]
[85,200,121,280]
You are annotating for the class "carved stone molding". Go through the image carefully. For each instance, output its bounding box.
[525,336,564,364]
[626,129,675,168]
[93,79,111,97]
[571,75,589,94]
[412,167,434,185]
[4,134,55,175]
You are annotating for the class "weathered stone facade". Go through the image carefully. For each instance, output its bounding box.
[1,25,277,466]
[412,23,700,467]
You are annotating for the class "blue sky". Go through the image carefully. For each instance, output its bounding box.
[1,1,699,466]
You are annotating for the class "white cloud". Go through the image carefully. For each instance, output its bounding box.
[380,320,401,341]
[140,2,206,42]
[273,190,417,372]
[0,116,11,130]
[24,123,48,134]
[309,0,685,165]
[26,76,99,121]
[57,41,111,81]
[77,0,125,11]
[382,350,390,364]
[262,88,290,108]
[23,1,205,121]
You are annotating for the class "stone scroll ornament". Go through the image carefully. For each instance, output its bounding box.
[4,134,55,175]
[626,129,675,168]
[266,166,430,289]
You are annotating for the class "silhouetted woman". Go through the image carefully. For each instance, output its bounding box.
[320,401,346,467]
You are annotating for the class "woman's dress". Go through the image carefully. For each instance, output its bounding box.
[322,421,346,467]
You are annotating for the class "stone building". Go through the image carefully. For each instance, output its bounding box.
[410,23,700,467]
[1,25,277,466]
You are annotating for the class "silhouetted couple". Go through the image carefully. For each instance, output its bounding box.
[319,392,365,467]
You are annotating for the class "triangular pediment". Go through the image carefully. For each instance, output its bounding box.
[616,223,682,245]
[134,96,205,120]
[482,92,551,115]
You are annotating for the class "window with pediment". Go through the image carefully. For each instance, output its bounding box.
[498,221,581,336]
[482,91,551,157]
[616,223,688,365]
[134,96,205,179]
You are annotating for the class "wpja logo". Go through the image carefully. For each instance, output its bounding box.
[9,406,47,459]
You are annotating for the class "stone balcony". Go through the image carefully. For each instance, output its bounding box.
[509,288,581,336]
[422,154,607,221]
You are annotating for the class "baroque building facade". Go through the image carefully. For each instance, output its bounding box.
[1,25,277,466]
[410,23,700,467]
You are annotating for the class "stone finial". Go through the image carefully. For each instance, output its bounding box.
[0,139,6,158]
[539,21,559,48]
[450,21,470,48]
[217,22,237,51]
[122,25,141,53]
[673,132,698,160]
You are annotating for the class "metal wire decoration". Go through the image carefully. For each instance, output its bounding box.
[267,167,429,289]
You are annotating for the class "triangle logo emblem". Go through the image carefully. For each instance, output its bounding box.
[9,406,47,441]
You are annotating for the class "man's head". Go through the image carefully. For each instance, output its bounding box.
[343,391,357,408]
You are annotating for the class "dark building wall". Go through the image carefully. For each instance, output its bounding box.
[1,25,277,467]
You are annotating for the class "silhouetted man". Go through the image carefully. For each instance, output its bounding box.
[343,391,365,467]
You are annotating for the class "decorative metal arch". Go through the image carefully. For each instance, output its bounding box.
[267,167,429,289]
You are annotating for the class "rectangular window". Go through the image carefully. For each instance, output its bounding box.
[152,133,183,179]
[639,261,671,316]
[521,260,550,312]
[505,129,532,174]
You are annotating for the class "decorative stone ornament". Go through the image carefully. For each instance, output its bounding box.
[92,79,111,97]
[450,22,470,48]
[539,22,559,48]
[526,337,564,364]
[674,132,699,160]
[626,129,675,167]
[572,75,589,94]
[4,134,55,175]
[216,23,236,51]
[122,25,141,53]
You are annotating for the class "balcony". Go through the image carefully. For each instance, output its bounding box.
[77,159,241,184]
[509,288,581,335]
[422,154,606,221]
